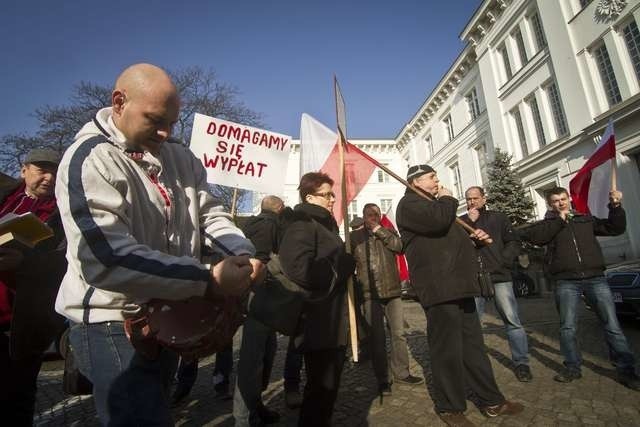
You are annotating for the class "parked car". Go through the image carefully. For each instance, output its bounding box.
[605,260,640,319]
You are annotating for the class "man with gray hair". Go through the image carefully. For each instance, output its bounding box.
[460,186,532,383]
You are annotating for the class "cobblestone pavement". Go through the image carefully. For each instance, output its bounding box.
[34,295,640,426]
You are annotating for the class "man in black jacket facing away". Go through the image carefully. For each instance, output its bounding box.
[233,195,285,426]
[519,186,638,390]
[460,186,532,383]
[396,165,522,426]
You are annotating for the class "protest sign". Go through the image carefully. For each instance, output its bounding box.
[189,113,291,194]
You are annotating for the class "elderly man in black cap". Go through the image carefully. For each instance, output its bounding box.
[396,164,523,427]
[0,148,67,426]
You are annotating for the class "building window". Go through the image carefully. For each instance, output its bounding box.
[593,43,622,106]
[511,108,529,157]
[348,200,358,223]
[425,134,434,159]
[449,162,463,199]
[529,12,547,51]
[475,143,488,184]
[498,44,513,80]
[527,96,546,147]
[513,28,528,68]
[443,115,454,142]
[465,88,481,121]
[377,163,390,183]
[545,82,569,138]
[380,198,392,215]
[622,20,640,82]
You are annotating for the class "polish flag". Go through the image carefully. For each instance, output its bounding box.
[569,120,617,218]
[299,113,378,225]
[380,209,409,282]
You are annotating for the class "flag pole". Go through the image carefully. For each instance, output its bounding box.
[334,75,359,363]
[230,187,239,218]
[611,157,617,192]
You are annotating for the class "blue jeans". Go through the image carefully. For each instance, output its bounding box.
[475,281,529,366]
[555,277,636,374]
[68,322,177,426]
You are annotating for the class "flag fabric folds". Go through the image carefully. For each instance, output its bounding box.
[299,113,378,225]
[569,120,616,218]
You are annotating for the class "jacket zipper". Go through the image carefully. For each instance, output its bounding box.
[567,220,585,278]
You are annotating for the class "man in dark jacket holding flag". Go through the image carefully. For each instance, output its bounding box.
[397,164,523,426]
[518,186,639,390]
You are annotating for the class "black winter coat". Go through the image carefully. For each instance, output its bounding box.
[518,206,626,280]
[460,207,521,283]
[241,210,281,263]
[396,190,479,307]
[278,203,355,351]
[0,179,67,359]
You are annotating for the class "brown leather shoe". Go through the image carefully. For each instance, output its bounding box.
[437,412,477,427]
[480,400,524,418]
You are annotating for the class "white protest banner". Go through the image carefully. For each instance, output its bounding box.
[189,113,292,194]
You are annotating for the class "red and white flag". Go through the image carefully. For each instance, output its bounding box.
[569,120,617,218]
[380,208,409,282]
[299,113,378,224]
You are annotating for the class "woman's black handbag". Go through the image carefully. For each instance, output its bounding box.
[477,256,494,299]
[248,253,338,336]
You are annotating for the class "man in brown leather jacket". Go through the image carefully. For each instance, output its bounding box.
[350,203,423,396]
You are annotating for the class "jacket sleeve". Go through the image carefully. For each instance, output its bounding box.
[278,220,337,292]
[373,227,403,253]
[499,213,521,267]
[397,195,458,237]
[242,219,276,263]
[517,217,565,246]
[57,148,211,301]
[592,205,626,236]
[192,153,255,257]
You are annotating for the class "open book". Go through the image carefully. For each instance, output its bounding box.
[0,212,54,249]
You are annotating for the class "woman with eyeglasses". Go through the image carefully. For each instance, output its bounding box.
[278,171,355,427]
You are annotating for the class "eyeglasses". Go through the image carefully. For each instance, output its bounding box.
[312,191,336,200]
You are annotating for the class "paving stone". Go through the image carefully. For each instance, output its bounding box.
[32,296,640,426]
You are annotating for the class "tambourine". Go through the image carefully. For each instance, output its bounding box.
[124,296,245,360]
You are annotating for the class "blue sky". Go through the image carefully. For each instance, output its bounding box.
[0,0,481,139]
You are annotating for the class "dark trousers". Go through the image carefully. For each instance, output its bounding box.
[175,343,233,394]
[425,298,504,413]
[298,347,345,427]
[284,336,304,391]
[0,332,43,426]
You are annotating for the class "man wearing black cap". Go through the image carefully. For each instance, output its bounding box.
[0,148,67,425]
[396,165,523,426]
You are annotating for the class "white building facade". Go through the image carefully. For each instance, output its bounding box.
[397,0,640,263]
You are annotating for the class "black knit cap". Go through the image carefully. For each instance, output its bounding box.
[406,164,435,182]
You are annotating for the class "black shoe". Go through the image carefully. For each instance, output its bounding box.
[284,389,303,409]
[553,368,582,383]
[619,372,640,391]
[394,374,424,385]
[171,386,191,406]
[257,402,281,424]
[514,365,533,382]
[378,382,392,396]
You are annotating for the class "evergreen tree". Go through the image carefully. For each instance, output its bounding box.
[485,148,535,225]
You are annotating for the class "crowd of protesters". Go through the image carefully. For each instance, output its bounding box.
[0,63,638,427]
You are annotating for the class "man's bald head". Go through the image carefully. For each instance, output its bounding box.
[261,195,284,214]
[111,63,180,153]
